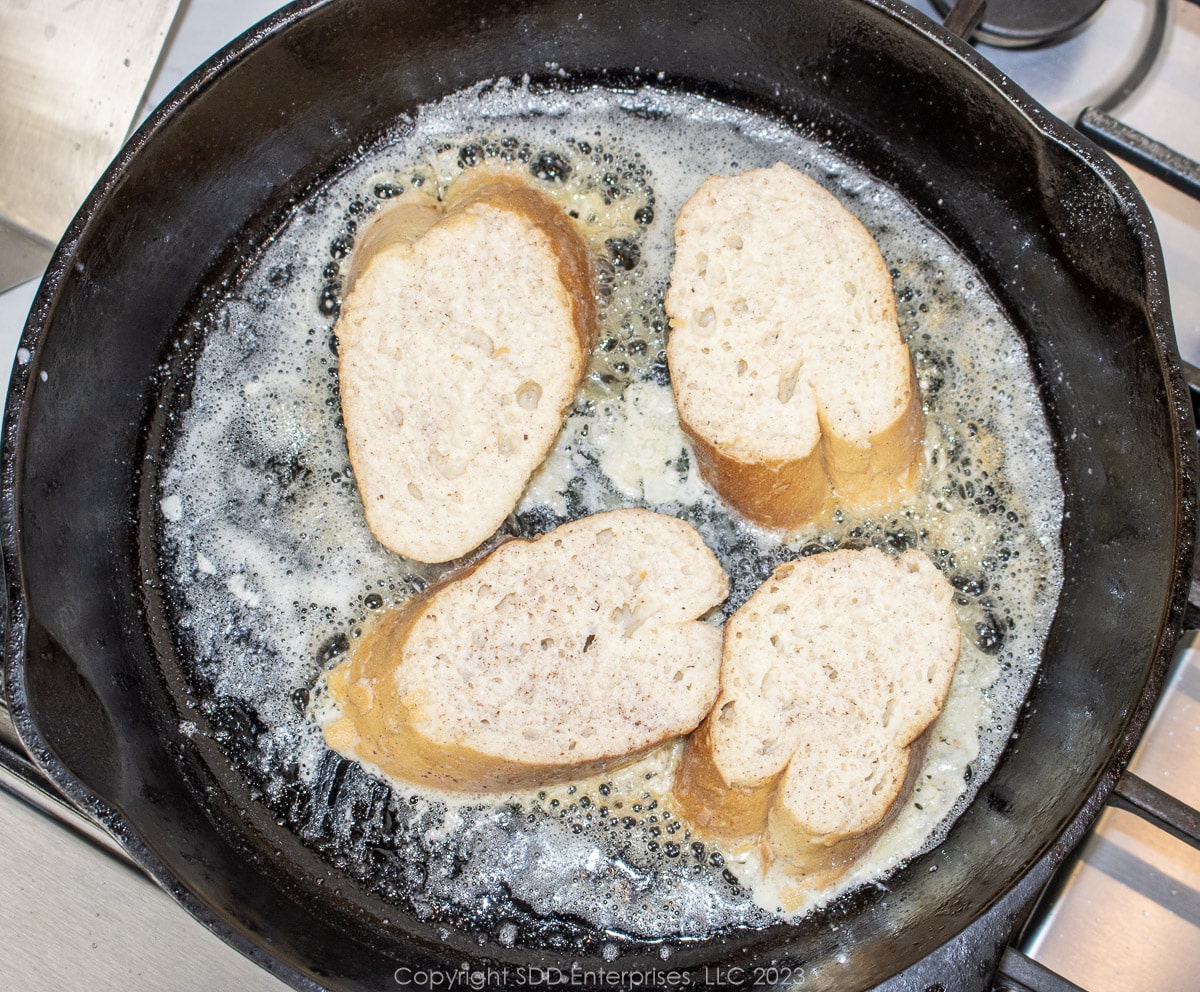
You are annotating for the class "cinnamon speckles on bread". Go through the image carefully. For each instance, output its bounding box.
[665,162,924,529]
[322,509,729,792]
[336,172,596,564]
[673,547,960,895]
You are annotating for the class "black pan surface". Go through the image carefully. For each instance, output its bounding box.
[2,1,1194,989]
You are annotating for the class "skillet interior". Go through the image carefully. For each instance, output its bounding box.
[3,0,1193,988]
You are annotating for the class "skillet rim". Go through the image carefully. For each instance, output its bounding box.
[1,0,1193,988]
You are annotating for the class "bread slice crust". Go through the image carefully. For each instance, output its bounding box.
[336,171,597,563]
[665,162,924,529]
[323,508,729,792]
[672,547,960,890]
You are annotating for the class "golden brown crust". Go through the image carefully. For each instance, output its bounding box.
[672,726,932,900]
[672,717,779,838]
[819,365,924,507]
[671,547,956,900]
[334,170,597,563]
[322,510,728,793]
[345,171,596,360]
[764,732,930,893]
[673,366,924,531]
[344,201,441,296]
[675,413,833,530]
[664,164,926,531]
[675,374,922,530]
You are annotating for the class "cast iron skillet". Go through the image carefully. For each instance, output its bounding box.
[2,0,1195,989]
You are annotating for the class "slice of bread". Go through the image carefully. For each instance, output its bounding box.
[322,508,729,792]
[665,162,924,529]
[673,547,959,890]
[336,172,597,564]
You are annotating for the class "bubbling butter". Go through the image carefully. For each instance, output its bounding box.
[157,80,1063,945]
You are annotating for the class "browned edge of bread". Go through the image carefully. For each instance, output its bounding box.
[345,171,598,354]
[673,704,936,892]
[672,342,925,532]
[762,731,932,893]
[335,169,599,563]
[679,430,832,532]
[672,713,778,837]
[322,508,729,793]
[671,546,959,898]
[818,365,925,507]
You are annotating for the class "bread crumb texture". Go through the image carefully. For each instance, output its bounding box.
[673,547,960,897]
[323,508,729,791]
[336,172,596,563]
[665,162,924,529]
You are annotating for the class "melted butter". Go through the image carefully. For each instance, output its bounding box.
[158,80,1063,941]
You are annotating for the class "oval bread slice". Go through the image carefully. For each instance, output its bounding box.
[673,547,959,889]
[322,508,729,792]
[336,173,597,563]
[665,162,924,529]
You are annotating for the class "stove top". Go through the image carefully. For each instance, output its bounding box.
[1,2,1198,990]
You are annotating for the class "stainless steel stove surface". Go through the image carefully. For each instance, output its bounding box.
[0,2,1198,990]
